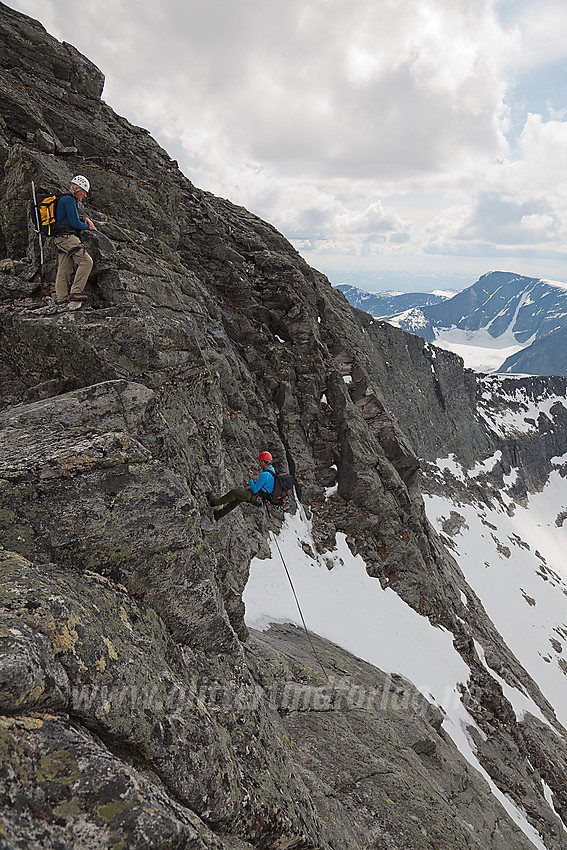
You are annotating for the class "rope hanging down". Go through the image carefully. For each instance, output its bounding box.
[88,209,331,685]
[270,529,331,685]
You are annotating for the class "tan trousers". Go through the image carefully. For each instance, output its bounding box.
[54,233,93,303]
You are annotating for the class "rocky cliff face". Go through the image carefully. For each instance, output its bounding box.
[1,5,567,849]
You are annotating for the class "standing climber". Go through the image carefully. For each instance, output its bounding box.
[209,451,275,521]
[53,175,97,308]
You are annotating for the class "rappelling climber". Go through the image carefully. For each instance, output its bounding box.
[53,175,97,309]
[208,451,276,521]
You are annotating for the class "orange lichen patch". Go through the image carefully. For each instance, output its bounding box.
[44,614,80,655]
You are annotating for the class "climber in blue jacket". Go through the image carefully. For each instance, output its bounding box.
[53,175,97,308]
[209,451,275,521]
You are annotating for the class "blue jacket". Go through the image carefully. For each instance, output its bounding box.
[55,193,89,232]
[250,465,275,494]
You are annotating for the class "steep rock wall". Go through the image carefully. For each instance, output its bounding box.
[1,5,567,848]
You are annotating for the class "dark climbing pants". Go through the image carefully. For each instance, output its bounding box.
[213,487,257,519]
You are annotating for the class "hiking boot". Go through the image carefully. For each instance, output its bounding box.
[69,293,88,301]
[200,516,216,532]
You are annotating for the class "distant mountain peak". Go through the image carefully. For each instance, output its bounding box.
[334,283,453,318]
[369,271,567,376]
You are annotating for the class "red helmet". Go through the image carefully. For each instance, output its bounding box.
[258,451,272,463]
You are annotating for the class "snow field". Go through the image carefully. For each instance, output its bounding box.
[478,378,567,436]
[243,507,548,848]
[424,465,567,731]
[431,326,531,373]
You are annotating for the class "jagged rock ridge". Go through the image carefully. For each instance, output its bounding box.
[1,4,567,849]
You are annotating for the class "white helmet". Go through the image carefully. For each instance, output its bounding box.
[71,174,90,193]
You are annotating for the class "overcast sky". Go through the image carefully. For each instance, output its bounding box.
[7,0,567,289]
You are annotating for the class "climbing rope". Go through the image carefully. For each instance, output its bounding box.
[269,524,331,685]
[86,207,330,684]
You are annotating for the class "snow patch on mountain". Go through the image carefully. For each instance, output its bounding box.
[431,327,532,373]
[387,307,428,331]
[477,376,567,436]
[244,508,550,849]
[468,449,503,478]
[541,279,567,291]
[424,462,567,731]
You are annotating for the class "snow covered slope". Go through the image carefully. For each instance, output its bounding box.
[423,457,567,730]
[244,508,556,849]
[244,369,567,849]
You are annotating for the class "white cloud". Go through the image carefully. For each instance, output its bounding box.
[437,112,567,252]
[510,1,567,67]
[10,0,515,179]
[515,114,567,197]
[7,0,567,283]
